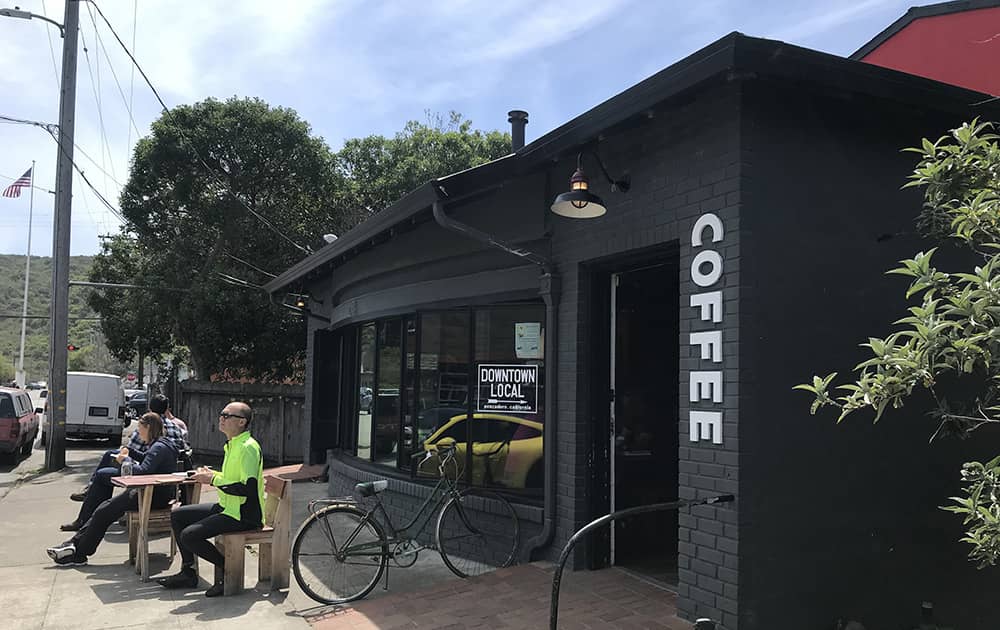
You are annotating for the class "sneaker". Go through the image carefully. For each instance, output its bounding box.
[204,581,225,598]
[46,543,76,561]
[156,568,198,589]
[59,521,82,532]
[53,552,87,566]
[69,485,90,502]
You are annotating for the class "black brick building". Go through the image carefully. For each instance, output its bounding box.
[268,33,1000,630]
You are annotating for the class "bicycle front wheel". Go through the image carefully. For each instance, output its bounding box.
[436,489,519,578]
[291,505,387,605]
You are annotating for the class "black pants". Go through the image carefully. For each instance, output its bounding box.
[76,466,122,525]
[72,489,171,557]
[171,503,254,569]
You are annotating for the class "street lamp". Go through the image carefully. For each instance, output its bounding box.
[0,6,65,36]
[2,1,79,471]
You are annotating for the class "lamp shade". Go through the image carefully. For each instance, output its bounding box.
[550,190,608,218]
[550,166,608,218]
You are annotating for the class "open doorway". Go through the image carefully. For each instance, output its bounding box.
[609,261,680,584]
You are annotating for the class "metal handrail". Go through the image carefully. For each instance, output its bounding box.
[549,494,735,630]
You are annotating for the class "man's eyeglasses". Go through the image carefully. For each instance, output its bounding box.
[219,412,246,420]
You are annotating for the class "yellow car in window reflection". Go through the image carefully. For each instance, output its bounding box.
[422,413,543,489]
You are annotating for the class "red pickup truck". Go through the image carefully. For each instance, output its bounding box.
[0,387,39,462]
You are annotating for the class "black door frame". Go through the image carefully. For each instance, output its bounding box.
[582,240,680,570]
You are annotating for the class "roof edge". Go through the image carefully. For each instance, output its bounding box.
[851,0,1000,60]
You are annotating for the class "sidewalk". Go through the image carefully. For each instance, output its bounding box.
[1,445,692,629]
[306,563,692,630]
[0,444,317,630]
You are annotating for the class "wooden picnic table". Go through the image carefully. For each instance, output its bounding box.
[112,463,324,583]
[111,473,202,581]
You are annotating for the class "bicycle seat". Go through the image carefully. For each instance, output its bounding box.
[354,480,388,497]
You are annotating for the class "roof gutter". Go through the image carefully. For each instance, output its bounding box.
[431,183,559,561]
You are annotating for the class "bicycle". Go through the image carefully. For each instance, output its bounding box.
[291,441,520,605]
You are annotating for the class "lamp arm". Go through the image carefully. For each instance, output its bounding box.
[0,9,66,36]
[580,151,631,193]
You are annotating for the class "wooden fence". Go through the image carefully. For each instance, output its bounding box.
[175,380,306,465]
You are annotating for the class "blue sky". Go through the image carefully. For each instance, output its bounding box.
[0,0,919,256]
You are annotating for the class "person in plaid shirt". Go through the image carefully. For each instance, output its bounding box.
[66,394,189,510]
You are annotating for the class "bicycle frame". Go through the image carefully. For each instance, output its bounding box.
[312,449,467,561]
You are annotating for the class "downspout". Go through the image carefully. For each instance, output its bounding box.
[431,187,558,561]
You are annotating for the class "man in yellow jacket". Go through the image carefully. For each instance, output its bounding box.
[158,401,264,597]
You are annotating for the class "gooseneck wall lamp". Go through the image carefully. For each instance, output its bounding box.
[550,151,630,219]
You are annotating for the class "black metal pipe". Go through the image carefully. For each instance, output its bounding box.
[430,189,559,560]
[549,494,735,630]
[508,110,528,151]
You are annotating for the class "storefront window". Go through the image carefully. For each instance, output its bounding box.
[399,316,418,470]
[472,306,545,490]
[344,304,544,491]
[356,323,376,459]
[374,319,402,466]
[415,311,471,469]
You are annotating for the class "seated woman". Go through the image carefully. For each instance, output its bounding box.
[46,412,178,565]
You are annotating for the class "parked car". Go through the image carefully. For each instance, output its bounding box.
[125,389,149,418]
[422,413,543,489]
[0,387,39,461]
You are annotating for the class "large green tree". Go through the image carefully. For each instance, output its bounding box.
[91,97,347,379]
[797,120,1000,567]
[90,102,510,380]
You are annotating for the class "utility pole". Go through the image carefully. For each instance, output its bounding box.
[45,0,80,472]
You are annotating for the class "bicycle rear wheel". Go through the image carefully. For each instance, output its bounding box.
[436,489,519,578]
[291,505,387,604]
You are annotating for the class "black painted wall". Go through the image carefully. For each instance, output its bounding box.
[739,79,1000,630]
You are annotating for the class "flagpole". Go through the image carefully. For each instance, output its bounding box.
[16,161,34,388]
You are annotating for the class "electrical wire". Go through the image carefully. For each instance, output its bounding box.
[38,123,128,225]
[225,253,277,278]
[217,272,264,291]
[39,0,61,91]
[78,21,116,194]
[85,2,142,141]
[87,0,313,256]
[126,0,138,159]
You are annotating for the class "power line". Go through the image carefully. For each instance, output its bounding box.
[85,2,142,141]
[0,114,123,222]
[38,124,128,225]
[78,17,116,194]
[39,0,61,91]
[126,0,138,162]
[226,253,277,278]
[87,0,313,257]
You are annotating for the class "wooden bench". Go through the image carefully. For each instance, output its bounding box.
[210,465,323,595]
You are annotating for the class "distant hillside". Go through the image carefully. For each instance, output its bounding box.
[0,254,126,381]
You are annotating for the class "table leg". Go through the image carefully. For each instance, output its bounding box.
[138,486,154,582]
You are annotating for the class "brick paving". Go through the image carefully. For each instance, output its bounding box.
[307,562,693,630]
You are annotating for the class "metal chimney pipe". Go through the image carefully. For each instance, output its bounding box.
[508,110,528,151]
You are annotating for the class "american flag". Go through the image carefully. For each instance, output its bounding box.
[2,168,32,198]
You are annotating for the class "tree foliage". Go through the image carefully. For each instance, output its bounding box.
[91,97,347,379]
[335,111,511,221]
[89,101,510,380]
[796,119,1000,566]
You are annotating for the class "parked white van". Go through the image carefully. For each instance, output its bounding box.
[43,372,127,442]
